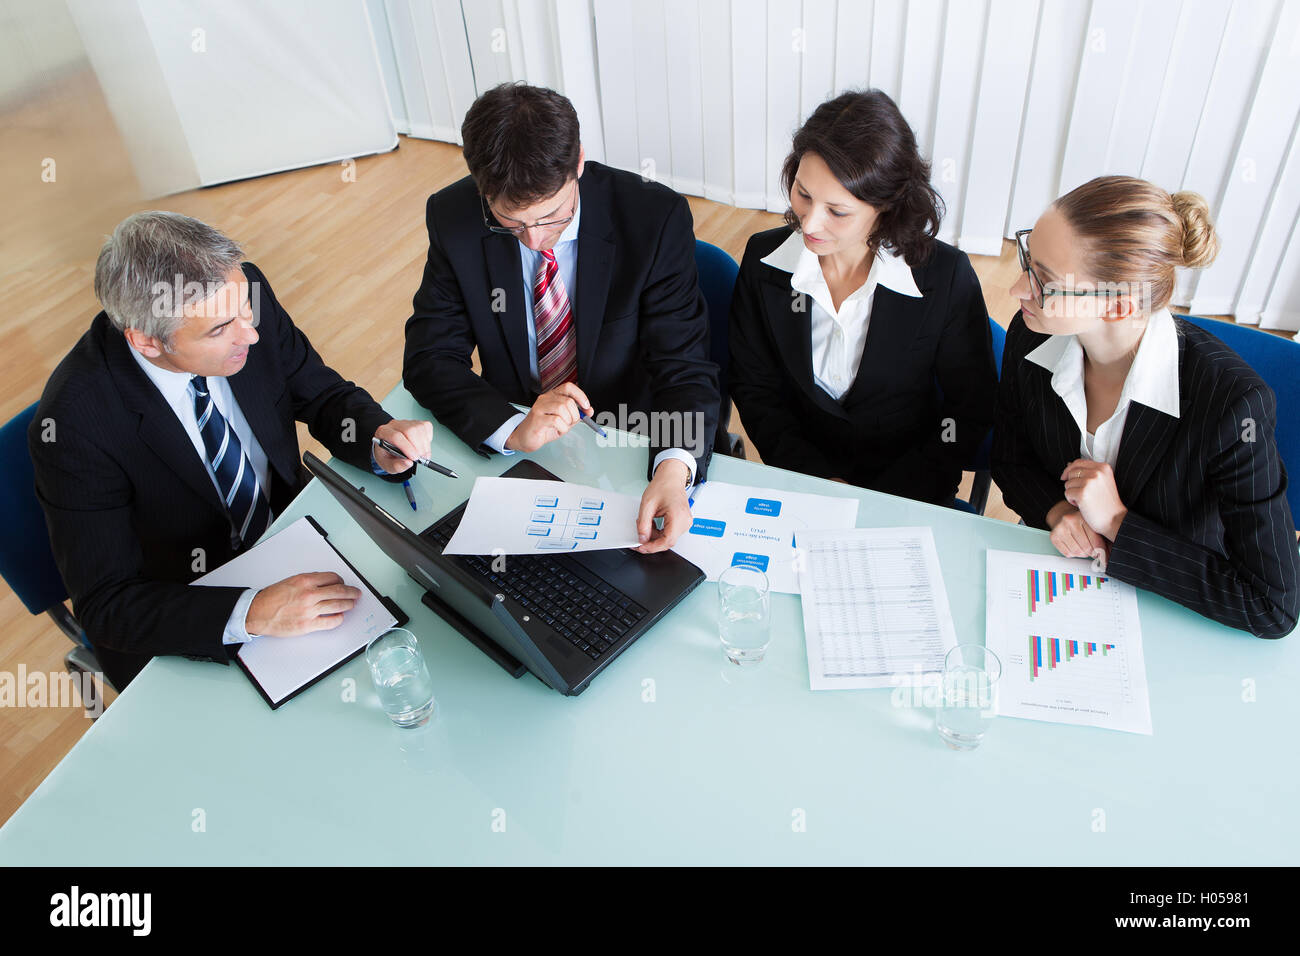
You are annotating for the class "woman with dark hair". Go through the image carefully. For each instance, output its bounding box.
[728,89,997,505]
[992,176,1298,637]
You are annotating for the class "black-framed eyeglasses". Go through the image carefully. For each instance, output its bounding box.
[482,181,579,237]
[1015,228,1118,309]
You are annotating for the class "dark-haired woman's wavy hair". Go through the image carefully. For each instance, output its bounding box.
[781,89,943,266]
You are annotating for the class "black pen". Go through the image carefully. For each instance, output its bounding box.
[372,436,460,478]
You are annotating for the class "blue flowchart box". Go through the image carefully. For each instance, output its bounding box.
[744,497,782,517]
[574,529,598,539]
[576,513,601,526]
[526,526,551,536]
[689,518,726,537]
[579,498,604,510]
[534,496,559,507]
[731,552,770,572]
[538,540,577,550]
[530,511,555,523]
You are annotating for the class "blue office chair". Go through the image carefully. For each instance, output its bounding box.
[694,239,745,458]
[0,402,113,713]
[959,317,1007,515]
[1178,315,1300,525]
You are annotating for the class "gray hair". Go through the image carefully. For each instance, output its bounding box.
[93,211,244,348]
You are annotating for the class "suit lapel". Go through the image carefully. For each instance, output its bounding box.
[482,232,531,394]
[228,352,297,485]
[101,321,227,519]
[841,283,927,405]
[574,173,614,384]
[759,271,851,420]
[1115,403,1180,504]
[1025,360,1082,472]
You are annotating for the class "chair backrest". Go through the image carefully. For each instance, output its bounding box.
[964,317,1006,473]
[0,402,70,615]
[694,239,740,380]
[1178,315,1300,524]
[989,315,1006,377]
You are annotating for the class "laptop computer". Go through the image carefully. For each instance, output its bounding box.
[302,452,705,696]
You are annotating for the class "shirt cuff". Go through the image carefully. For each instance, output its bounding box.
[483,413,527,455]
[653,448,697,488]
[223,588,261,645]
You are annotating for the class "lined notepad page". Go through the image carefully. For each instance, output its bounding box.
[796,527,958,690]
[192,516,396,706]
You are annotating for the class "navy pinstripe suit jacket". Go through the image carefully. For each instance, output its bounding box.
[992,312,1299,638]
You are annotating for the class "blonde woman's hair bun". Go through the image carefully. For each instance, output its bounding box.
[1171,190,1220,270]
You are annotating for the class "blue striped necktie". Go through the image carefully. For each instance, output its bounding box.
[189,375,272,547]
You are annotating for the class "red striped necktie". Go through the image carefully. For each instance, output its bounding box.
[533,249,577,392]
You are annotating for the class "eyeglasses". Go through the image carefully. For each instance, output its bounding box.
[1015,229,1118,309]
[482,181,578,237]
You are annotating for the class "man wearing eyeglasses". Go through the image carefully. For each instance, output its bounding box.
[403,83,720,552]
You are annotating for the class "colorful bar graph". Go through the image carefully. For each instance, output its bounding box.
[1026,569,1107,615]
[1028,635,1116,680]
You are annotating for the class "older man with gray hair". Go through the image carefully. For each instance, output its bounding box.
[30,211,434,690]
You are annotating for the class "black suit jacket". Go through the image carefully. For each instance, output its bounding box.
[29,262,406,689]
[992,312,1299,638]
[402,161,719,481]
[728,227,996,503]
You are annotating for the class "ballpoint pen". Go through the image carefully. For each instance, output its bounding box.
[578,408,607,438]
[402,480,417,511]
[372,436,460,478]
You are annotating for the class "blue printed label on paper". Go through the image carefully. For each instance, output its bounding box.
[530,511,555,523]
[579,498,604,510]
[731,552,770,572]
[533,496,559,508]
[526,526,551,536]
[574,529,597,539]
[538,540,577,550]
[576,513,601,526]
[745,497,782,517]
[689,518,727,537]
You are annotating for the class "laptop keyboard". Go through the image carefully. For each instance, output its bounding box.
[422,518,649,661]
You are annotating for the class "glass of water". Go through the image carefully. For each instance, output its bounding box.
[937,643,1001,750]
[366,628,437,728]
[718,565,771,666]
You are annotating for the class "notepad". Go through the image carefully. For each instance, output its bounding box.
[191,515,402,708]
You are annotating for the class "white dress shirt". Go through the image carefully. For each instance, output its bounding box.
[760,229,923,401]
[129,347,268,644]
[1024,307,1181,468]
[483,195,698,485]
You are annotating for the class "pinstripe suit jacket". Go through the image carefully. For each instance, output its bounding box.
[992,311,1299,638]
[29,262,405,689]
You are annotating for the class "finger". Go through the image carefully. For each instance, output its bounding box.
[311,598,358,616]
[312,584,362,602]
[302,571,344,587]
[557,382,592,413]
[307,612,347,632]
[636,494,659,544]
[380,427,419,462]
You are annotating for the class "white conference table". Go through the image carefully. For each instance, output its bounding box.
[1,385,1295,865]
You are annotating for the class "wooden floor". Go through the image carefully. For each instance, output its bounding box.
[0,70,1248,827]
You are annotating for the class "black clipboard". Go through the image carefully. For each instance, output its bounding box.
[234,514,407,710]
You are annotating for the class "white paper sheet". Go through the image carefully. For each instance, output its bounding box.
[670,481,859,593]
[442,477,642,554]
[796,527,958,689]
[985,549,1151,734]
[192,516,396,707]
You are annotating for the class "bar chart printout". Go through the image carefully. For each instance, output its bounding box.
[797,527,958,690]
[985,550,1152,735]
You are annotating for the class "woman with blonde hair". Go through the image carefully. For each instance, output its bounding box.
[992,175,1298,637]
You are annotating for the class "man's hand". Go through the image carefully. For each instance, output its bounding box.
[245,572,362,637]
[505,383,593,453]
[1061,459,1128,541]
[373,419,434,473]
[1047,502,1110,570]
[636,459,693,553]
